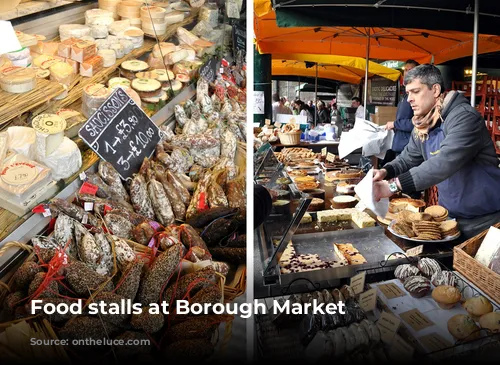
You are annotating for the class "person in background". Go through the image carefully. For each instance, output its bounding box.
[299,101,314,125]
[351,97,365,120]
[384,60,420,160]
[272,93,292,122]
[373,64,500,239]
[317,101,330,124]
[291,100,299,115]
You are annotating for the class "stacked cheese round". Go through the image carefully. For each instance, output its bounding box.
[32,114,67,160]
[0,67,37,94]
[152,42,176,58]
[140,5,167,35]
[96,38,111,50]
[122,27,144,49]
[49,62,75,86]
[91,24,109,39]
[59,24,91,41]
[98,0,122,20]
[108,77,131,88]
[85,9,115,26]
[82,83,110,118]
[98,49,117,67]
[108,19,131,35]
[164,11,185,26]
[4,48,32,68]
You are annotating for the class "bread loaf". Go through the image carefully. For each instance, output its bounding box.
[447,314,481,340]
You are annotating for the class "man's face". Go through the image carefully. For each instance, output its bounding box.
[404,63,416,76]
[351,100,360,108]
[406,79,441,117]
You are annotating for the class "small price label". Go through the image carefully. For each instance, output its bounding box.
[326,152,336,162]
[406,245,423,257]
[350,271,366,295]
[79,172,87,180]
[377,311,401,344]
[359,288,377,312]
[82,214,88,225]
[84,202,94,212]
[32,204,46,214]
[42,208,51,218]
[80,182,98,196]
[321,147,327,157]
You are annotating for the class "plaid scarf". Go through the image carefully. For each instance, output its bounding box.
[412,91,456,142]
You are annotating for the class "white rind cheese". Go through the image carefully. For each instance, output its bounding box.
[59,24,91,41]
[91,25,109,39]
[0,67,37,94]
[98,49,116,67]
[6,126,36,160]
[36,137,82,180]
[119,39,134,54]
[110,43,125,59]
[5,48,31,61]
[32,114,67,159]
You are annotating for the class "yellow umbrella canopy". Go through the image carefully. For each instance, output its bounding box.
[273,54,401,84]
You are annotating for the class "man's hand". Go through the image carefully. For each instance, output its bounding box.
[385,121,395,131]
[373,181,394,202]
[372,169,387,182]
[266,188,278,202]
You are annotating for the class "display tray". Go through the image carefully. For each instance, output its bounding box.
[320,161,350,171]
[276,226,404,286]
[388,220,461,243]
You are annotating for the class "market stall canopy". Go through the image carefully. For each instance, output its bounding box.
[273,54,401,82]
[261,0,500,35]
[255,9,500,64]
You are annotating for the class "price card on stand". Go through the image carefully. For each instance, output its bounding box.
[321,147,327,157]
[326,152,336,162]
[406,245,423,257]
[350,271,366,295]
[78,88,162,180]
[359,288,377,312]
[199,57,218,83]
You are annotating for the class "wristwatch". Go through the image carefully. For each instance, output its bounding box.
[388,181,400,194]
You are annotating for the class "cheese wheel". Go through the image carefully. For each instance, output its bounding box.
[109,85,142,107]
[142,90,168,104]
[165,11,185,25]
[12,56,32,68]
[162,79,183,92]
[32,114,67,159]
[83,83,110,108]
[141,21,168,36]
[108,20,131,35]
[131,78,162,93]
[108,77,131,88]
[121,59,149,73]
[33,55,55,68]
[152,42,176,58]
[0,67,37,94]
[59,24,91,41]
[155,69,175,82]
[91,24,109,39]
[140,6,166,20]
[121,17,142,27]
[98,49,117,67]
[85,9,114,26]
[110,43,125,59]
[36,137,82,180]
[49,62,75,85]
[96,38,111,50]
[5,48,30,61]
[119,39,134,54]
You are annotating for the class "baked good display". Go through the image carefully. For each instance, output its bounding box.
[389,198,426,213]
[307,198,325,212]
[392,220,415,238]
[335,243,367,265]
[412,221,442,240]
[279,241,348,274]
[462,296,493,320]
[296,181,319,191]
[431,270,457,287]
[424,205,449,222]
[331,195,358,209]
[403,276,431,298]
[278,147,317,163]
[432,285,462,309]
[288,169,309,177]
[439,220,459,237]
[131,78,162,98]
[447,314,481,341]
[336,182,356,195]
[394,264,420,282]
[297,161,316,168]
[302,188,325,200]
[300,212,313,224]
[478,312,500,333]
[293,175,316,183]
[276,177,291,185]
[417,258,442,278]
[316,209,375,228]
[272,200,290,214]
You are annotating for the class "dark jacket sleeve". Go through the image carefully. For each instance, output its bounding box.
[254,184,272,229]
[398,106,486,192]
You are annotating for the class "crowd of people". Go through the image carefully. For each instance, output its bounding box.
[271,93,338,126]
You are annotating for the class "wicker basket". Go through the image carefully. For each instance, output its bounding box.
[278,131,301,146]
[453,222,500,303]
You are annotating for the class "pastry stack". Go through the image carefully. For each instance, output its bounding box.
[411,221,442,240]
[389,198,426,213]
[424,205,448,222]
[439,220,459,237]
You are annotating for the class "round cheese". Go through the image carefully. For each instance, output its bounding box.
[162,79,183,92]
[108,20,131,35]
[165,11,185,25]
[109,85,142,107]
[142,90,168,104]
[110,43,125,59]
[136,70,159,79]
[33,55,55,68]
[36,69,50,79]
[119,39,134,54]
[98,49,117,67]
[91,24,109,39]
[140,6,166,19]
[5,48,30,61]
[131,78,161,93]
[49,62,75,85]
[0,67,37,94]
[121,59,149,73]
[85,9,114,26]
[53,84,69,101]
[32,114,67,159]
[59,24,91,41]
[108,77,131,88]
[96,38,111,50]
[83,83,110,108]
[155,69,175,82]
[152,42,176,58]
[107,35,119,44]
[36,137,82,180]
[6,126,36,159]
[176,73,190,83]
[12,56,32,68]
[123,27,144,38]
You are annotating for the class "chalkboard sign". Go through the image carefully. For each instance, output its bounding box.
[369,76,398,106]
[78,88,162,180]
[199,56,218,83]
[232,23,246,56]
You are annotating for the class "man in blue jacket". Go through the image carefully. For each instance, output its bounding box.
[385,60,419,155]
[373,64,500,239]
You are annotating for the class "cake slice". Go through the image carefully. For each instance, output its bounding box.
[335,243,367,265]
[331,195,358,209]
[300,212,313,224]
[351,211,376,228]
[317,210,338,223]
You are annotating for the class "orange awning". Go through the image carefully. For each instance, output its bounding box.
[255,8,500,65]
